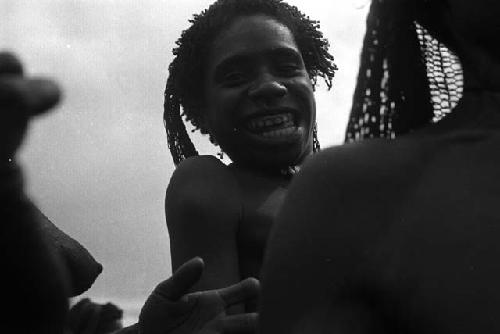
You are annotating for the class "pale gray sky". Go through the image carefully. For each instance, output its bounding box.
[2,0,369,324]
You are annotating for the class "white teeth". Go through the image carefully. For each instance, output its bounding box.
[247,112,294,132]
[261,126,296,138]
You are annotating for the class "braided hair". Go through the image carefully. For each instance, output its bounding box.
[164,0,337,165]
[345,0,463,142]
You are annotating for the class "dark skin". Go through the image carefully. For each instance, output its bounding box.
[166,14,316,313]
[0,51,69,334]
[1,52,259,334]
[138,257,259,334]
[167,156,288,313]
[259,1,500,333]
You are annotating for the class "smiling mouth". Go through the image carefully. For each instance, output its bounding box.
[244,112,298,138]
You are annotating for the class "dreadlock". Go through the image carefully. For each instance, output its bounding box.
[345,0,463,143]
[164,0,337,165]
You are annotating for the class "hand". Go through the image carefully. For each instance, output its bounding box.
[139,257,259,334]
[0,51,60,161]
[68,298,123,334]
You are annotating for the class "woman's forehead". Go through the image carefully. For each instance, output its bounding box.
[214,15,296,48]
[209,15,299,67]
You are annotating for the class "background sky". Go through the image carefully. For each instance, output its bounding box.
[2,0,369,324]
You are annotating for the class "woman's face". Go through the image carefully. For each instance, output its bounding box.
[203,15,315,170]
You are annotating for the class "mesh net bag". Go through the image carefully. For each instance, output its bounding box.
[345,0,463,143]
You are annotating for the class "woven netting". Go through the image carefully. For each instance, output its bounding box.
[345,0,463,143]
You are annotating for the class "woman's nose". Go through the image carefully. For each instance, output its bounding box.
[248,74,287,103]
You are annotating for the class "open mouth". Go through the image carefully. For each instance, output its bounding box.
[244,112,298,139]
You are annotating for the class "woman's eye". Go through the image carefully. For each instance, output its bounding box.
[277,63,301,75]
[222,72,247,85]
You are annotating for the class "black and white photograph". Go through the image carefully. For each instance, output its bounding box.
[3,0,500,333]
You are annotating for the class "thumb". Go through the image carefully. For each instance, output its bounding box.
[153,257,204,301]
[139,258,205,334]
[0,76,61,117]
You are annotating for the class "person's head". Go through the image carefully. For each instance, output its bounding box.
[165,0,337,169]
[417,0,500,57]
[346,0,469,143]
[416,0,500,90]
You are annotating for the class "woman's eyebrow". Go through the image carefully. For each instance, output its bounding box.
[213,47,304,77]
[269,47,303,60]
[214,54,253,76]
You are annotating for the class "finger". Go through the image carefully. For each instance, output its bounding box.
[218,277,260,307]
[0,76,61,116]
[220,313,258,334]
[0,52,23,75]
[152,257,204,301]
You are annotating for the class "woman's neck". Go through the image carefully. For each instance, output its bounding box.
[447,53,500,124]
[459,42,500,92]
[427,89,500,134]
[230,157,309,181]
[461,57,500,115]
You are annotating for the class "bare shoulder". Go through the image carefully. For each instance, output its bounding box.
[275,137,430,247]
[298,137,426,189]
[166,155,243,273]
[167,155,237,193]
[291,137,433,203]
[165,155,241,231]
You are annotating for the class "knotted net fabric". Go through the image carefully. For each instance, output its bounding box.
[345,0,463,143]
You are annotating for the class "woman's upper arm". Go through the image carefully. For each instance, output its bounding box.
[165,156,242,292]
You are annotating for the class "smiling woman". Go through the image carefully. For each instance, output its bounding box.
[1,0,368,327]
[163,0,337,315]
[204,15,316,170]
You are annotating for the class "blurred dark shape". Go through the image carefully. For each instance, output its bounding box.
[35,203,103,296]
[1,164,69,333]
[69,298,124,334]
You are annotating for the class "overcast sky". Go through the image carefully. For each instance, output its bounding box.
[2,0,369,323]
